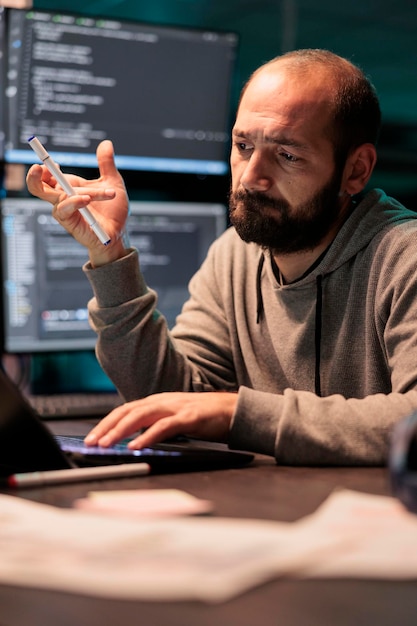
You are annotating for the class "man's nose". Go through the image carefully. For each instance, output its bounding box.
[240,152,273,192]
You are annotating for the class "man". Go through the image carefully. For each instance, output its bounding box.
[26,49,417,465]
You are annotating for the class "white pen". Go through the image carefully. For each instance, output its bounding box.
[28,135,111,245]
[6,463,151,488]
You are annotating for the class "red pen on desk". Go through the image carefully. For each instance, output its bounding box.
[6,463,151,488]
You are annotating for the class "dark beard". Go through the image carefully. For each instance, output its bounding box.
[228,172,344,254]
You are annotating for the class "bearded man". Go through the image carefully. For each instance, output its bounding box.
[27,49,417,466]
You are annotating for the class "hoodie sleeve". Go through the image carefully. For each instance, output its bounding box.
[229,386,417,465]
[84,241,238,401]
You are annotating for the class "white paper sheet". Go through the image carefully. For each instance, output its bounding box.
[0,494,335,602]
[294,489,417,579]
[1,489,417,602]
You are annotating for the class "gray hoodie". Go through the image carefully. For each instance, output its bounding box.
[85,189,417,466]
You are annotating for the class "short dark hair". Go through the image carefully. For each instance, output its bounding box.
[241,49,382,167]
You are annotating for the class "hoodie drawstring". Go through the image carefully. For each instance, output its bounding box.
[255,253,323,396]
[256,253,265,324]
[314,275,323,397]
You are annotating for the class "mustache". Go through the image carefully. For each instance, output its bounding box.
[229,189,287,212]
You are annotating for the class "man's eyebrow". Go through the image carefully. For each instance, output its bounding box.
[232,129,308,149]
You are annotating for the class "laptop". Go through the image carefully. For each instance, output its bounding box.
[0,368,254,477]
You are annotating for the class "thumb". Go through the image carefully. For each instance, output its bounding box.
[96,140,119,179]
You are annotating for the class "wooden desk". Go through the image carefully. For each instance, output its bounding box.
[1,419,416,626]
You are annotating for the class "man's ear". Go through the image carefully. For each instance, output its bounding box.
[341,143,377,196]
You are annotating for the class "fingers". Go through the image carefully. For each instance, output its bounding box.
[84,392,237,450]
[26,163,44,193]
[26,141,127,256]
[83,407,133,446]
[27,160,116,236]
[26,164,61,201]
[26,164,94,213]
[26,142,119,202]
[127,416,189,449]
[51,188,116,220]
[84,399,164,447]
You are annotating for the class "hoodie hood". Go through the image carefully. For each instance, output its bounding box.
[306,189,417,279]
[256,188,417,295]
[254,189,417,395]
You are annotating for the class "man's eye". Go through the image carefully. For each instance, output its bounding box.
[280,152,298,162]
[235,141,251,152]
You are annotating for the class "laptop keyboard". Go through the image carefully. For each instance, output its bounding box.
[54,434,255,472]
[28,392,122,419]
[54,435,175,456]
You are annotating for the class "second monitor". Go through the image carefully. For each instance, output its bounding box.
[0,197,227,354]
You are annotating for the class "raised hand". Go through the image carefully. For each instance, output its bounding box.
[26,140,130,266]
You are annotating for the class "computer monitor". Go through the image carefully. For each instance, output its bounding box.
[0,196,227,353]
[0,7,6,161]
[3,8,238,175]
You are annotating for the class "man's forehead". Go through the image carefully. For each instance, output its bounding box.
[237,94,328,121]
[252,59,334,86]
[243,64,334,107]
[236,66,335,134]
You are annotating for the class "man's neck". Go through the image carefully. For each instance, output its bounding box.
[273,245,329,284]
[273,196,355,284]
